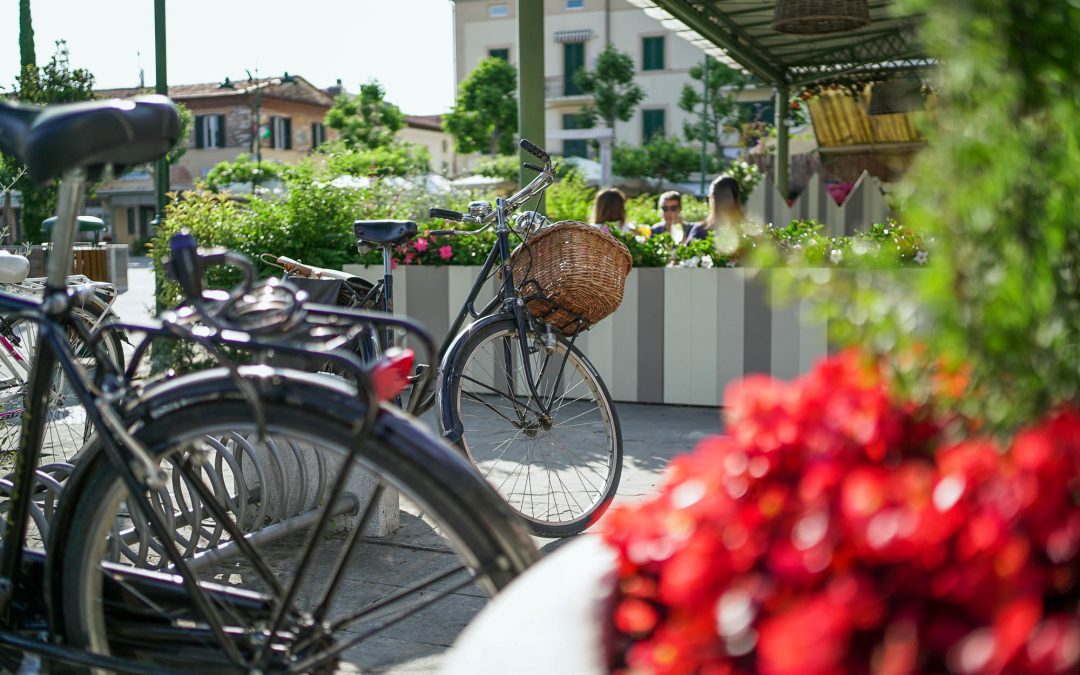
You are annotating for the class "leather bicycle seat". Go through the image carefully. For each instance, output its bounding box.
[354,220,419,246]
[0,95,180,183]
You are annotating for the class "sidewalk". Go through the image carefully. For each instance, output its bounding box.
[110,259,725,672]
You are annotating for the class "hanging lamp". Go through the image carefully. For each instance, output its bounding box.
[772,0,871,34]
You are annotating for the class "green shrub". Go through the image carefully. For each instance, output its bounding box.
[544,169,594,223]
[474,155,520,182]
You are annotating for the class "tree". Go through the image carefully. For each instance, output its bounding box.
[3,41,95,243]
[572,44,644,141]
[19,0,34,71]
[678,56,750,160]
[324,80,404,150]
[443,57,518,155]
[613,135,700,192]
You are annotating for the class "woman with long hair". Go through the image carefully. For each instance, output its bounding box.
[590,187,629,231]
[685,175,745,243]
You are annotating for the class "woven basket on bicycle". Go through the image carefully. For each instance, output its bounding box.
[506,220,632,335]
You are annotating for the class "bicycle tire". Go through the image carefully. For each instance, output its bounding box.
[438,317,623,537]
[0,300,125,466]
[47,367,538,672]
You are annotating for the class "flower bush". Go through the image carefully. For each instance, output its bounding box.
[604,351,1080,675]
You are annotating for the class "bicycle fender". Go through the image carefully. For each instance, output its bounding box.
[435,313,513,447]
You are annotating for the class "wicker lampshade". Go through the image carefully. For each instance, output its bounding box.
[772,0,871,34]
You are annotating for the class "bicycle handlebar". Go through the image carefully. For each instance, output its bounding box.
[277,255,314,277]
[428,138,556,236]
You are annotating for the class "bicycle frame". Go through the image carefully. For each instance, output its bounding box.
[388,196,578,426]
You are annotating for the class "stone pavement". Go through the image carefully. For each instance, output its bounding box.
[112,259,726,673]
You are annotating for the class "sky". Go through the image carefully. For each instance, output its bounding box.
[0,0,458,115]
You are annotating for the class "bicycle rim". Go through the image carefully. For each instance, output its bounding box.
[449,321,622,537]
[53,393,536,672]
[0,306,123,466]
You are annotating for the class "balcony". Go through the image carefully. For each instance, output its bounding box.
[544,76,592,102]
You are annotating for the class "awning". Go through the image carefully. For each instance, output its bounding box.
[554,29,594,43]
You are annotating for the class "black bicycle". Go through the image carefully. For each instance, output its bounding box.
[0,95,537,672]
[284,141,625,538]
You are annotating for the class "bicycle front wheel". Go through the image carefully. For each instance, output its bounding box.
[440,318,623,537]
[49,370,538,672]
[0,303,124,465]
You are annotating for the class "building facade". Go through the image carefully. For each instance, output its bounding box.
[452,0,772,160]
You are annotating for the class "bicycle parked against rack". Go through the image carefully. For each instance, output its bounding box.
[0,95,536,672]
[0,260,124,463]
[276,140,626,538]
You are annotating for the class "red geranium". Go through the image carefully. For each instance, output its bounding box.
[605,350,1080,674]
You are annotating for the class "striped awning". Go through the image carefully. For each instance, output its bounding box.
[554,29,593,43]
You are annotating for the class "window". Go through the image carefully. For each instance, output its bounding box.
[563,42,585,96]
[642,36,665,71]
[562,113,587,157]
[642,109,665,141]
[126,207,135,235]
[194,114,225,149]
[565,0,585,8]
[270,116,292,150]
[310,122,327,148]
[138,206,155,237]
[488,48,510,61]
[488,4,508,17]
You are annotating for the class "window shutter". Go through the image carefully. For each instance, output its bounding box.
[268,118,275,149]
[194,116,205,149]
[283,118,292,150]
[215,114,226,148]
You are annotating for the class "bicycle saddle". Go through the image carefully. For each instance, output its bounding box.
[0,95,180,183]
[0,250,29,284]
[354,220,418,246]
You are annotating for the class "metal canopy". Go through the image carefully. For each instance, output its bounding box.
[626,0,929,87]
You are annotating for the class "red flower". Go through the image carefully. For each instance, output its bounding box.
[414,237,429,252]
[439,245,453,261]
[604,351,1080,674]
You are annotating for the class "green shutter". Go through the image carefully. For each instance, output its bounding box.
[489,48,510,61]
[643,36,664,71]
[267,118,275,149]
[215,114,225,148]
[194,115,204,149]
[564,43,585,96]
[562,113,587,157]
[643,109,665,141]
[283,118,292,149]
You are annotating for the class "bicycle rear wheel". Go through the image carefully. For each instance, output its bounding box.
[439,318,623,537]
[49,369,537,672]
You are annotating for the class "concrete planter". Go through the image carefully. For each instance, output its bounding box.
[342,264,924,407]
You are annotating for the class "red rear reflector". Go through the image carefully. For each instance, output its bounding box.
[369,347,415,402]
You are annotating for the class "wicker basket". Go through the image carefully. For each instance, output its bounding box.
[772,0,870,34]
[507,220,632,334]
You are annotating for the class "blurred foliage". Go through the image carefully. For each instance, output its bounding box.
[202,154,284,192]
[443,57,518,155]
[573,44,644,141]
[324,80,403,150]
[613,135,701,191]
[679,56,750,158]
[474,155,520,182]
[768,0,1080,433]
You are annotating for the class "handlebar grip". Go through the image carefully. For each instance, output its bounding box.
[429,208,464,221]
[167,231,204,300]
[519,138,548,161]
[522,162,546,174]
[429,229,459,237]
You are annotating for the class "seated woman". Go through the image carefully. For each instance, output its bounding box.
[651,190,689,244]
[590,187,633,232]
[685,175,746,243]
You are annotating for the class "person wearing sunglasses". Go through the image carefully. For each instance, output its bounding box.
[651,191,689,244]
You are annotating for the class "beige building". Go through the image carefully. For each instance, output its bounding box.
[451,0,771,158]
[401,114,467,177]
[95,76,337,246]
